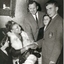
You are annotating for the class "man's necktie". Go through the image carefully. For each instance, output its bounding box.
[15,62,17,64]
[35,14,39,28]
[35,14,38,24]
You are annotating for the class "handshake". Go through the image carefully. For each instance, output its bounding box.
[28,48,41,58]
[19,47,41,64]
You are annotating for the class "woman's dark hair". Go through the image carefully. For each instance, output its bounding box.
[43,14,51,19]
[5,20,24,32]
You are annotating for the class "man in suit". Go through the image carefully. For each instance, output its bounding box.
[38,0,63,64]
[23,1,45,64]
[23,1,45,42]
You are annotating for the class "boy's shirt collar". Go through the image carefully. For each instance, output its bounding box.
[52,13,57,19]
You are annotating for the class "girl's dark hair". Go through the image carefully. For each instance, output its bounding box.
[43,14,51,19]
[5,20,24,32]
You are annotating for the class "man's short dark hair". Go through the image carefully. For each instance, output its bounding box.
[28,0,37,7]
[27,0,41,11]
[45,0,59,7]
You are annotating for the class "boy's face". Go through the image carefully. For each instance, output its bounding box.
[46,4,58,17]
[28,3,38,15]
[43,16,50,26]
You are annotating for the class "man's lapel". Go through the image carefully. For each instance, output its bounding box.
[29,13,39,27]
[44,14,58,32]
[38,12,40,24]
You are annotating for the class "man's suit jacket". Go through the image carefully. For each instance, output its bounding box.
[41,14,63,64]
[23,11,45,41]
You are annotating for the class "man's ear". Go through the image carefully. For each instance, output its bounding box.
[37,6,38,10]
[56,7,58,12]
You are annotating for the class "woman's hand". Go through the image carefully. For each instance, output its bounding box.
[25,43,38,49]
[20,43,38,54]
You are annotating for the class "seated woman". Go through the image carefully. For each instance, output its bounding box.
[0,36,13,64]
[5,20,40,64]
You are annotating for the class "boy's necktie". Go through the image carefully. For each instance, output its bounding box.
[35,14,39,28]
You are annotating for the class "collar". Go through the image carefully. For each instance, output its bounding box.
[32,12,38,15]
[36,12,38,17]
[32,12,38,20]
[52,14,57,19]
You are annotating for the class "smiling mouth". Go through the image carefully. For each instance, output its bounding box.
[48,14,51,15]
[48,14,52,17]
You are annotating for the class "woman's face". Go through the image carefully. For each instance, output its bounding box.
[43,16,50,26]
[11,24,21,34]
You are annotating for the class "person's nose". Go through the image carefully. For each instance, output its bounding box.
[47,9,51,14]
[31,9,34,12]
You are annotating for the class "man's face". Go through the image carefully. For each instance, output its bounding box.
[46,4,58,17]
[28,3,38,15]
